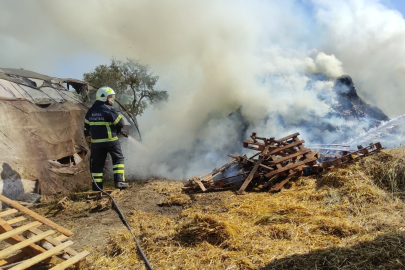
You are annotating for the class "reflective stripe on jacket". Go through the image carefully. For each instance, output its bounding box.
[84,100,125,143]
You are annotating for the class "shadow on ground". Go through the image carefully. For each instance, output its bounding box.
[260,233,405,270]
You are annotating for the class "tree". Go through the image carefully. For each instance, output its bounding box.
[83,58,168,116]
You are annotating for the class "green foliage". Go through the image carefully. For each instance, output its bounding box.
[83,58,168,116]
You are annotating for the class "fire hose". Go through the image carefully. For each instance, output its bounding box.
[89,146,154,270]
[115,99,142,141]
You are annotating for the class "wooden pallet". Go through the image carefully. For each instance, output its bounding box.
[238,132,318,193]
[322,142,383,168]
[0,194,89,269]
[183,132,319,194]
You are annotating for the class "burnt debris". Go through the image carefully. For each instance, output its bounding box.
[183,132,383,193]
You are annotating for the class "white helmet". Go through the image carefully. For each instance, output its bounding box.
[96,86,116,102]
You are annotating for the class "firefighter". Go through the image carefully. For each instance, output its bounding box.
[84,86,129,190]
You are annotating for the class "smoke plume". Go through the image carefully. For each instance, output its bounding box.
[1,0,405,179]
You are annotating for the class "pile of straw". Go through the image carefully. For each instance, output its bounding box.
[176,214,237,246]
[153,181,192,206]
[84,148,405,270]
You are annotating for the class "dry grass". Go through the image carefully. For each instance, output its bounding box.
[176,214,237,246]
[359,148,405,194]
[84,148,405,270]
[158,194,191,206]
[153,181,192,206]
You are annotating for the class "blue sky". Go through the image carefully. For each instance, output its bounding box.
[386,0,405,15]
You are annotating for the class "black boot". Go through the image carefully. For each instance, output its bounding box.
[92,182,103,191]
[115,182,129,189]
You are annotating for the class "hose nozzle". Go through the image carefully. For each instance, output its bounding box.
[119,131,129,138]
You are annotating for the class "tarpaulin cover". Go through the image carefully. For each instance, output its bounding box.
[0,68,91,200]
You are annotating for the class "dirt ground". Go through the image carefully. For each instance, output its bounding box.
[31,179,210,261]
[13,151,405,270]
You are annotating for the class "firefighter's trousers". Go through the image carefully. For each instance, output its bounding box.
[90,141,125,191]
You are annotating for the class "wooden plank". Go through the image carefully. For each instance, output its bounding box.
[29,228,79,257]
[310,147,354,152]
[0,218,47,258]
[8,240,73,270]
[0,222,42,242]
[263,175,279,188]
[237,156,263,194]
[0,252,26,267]
[275,132,300,143]
[228,154,241,161]
[270,176,293,192]
[268,149,312,165]
[192,177,207,192]
[0,230,55,259]
[243,156,271,169]
[268,140,305,156]
[258,164,274,171]
[0,195,73,237]
[243,143,265,152]
[49,251,90,270]
[7,217,26,225]
[360,148,369,155]
[265,157,318,178]
[0,209,18,218]
[271,155,283,170]
[54,235,69,242]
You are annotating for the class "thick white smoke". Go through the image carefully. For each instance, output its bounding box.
[313,0,405,117]
[1,0,405,179]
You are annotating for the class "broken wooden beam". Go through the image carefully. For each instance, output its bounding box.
[237,156,264,194]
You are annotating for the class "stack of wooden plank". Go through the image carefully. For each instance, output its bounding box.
[0,194,89,270]
[183,132,319,193]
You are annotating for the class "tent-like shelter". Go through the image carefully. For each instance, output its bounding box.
[0,68,94,200]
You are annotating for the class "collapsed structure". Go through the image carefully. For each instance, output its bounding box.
[183,132,383,193]
[0,68,96,200]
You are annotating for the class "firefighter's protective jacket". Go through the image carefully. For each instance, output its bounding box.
[84,100,124,143]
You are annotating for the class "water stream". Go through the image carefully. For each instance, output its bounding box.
[344,113,405,147]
